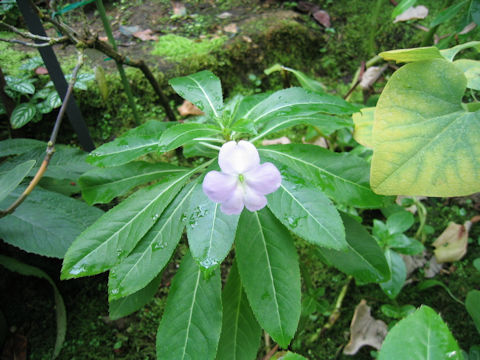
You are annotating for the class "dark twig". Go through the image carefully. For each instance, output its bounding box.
[262,344,279,360]
[0,51,84,218]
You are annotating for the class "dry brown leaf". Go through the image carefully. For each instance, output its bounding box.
[262,136,291,145]
[177,100,204,116]
[313,10,331,28]
[217,11,232,19]
[394,5,429,23]
[242,35,253,43]
[343,300,388,355]
[35,66,48,75]
[133,29,158,41]
[359,65,387,89]
[433,222,471,263]
[401,253,427,278]
[302,136,328,148]
[223,23,238,34]
[459,22,477,35]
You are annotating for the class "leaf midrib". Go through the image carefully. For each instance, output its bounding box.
[180,268,201,360]
[259,148,371,192]
[115,183,196,295]
[254,212,284,340]
[188,76,219,118]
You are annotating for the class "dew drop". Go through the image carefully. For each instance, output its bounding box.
[110,288,119,295]
[69,265,86,276]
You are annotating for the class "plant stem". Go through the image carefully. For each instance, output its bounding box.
[0,51,84,218]
[95,0,139,122]
[413,197,427,242]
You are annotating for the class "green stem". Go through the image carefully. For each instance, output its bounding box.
[96,0,139,122]
[413,197,427,243]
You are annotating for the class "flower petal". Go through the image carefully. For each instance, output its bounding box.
[219,140,260,174]
[243,186,267,212]
[245,162,282,195]
[220,186,244,215]
[203,171,238,202]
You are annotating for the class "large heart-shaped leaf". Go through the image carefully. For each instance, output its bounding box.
[108,182,196,300]
[156,251,222,360]
[79,161,188,205]
[61,170,193,278]
[186,183,239,269]
[267,179,346,250]
[87,120,173,167]
[0,186,103,258]
[352,107,375,148]
[236,208,301,348]
[216,262,261,360]
[317,213,390,283]
[371,58,480,196]
[378,306,462,360]
[169,71,223,120]
[259,144,387,208]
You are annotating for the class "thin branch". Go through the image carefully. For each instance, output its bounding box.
[0,51,84,218]
[0,37,68,47]
[0,21,51,41]
[262,344,279,360]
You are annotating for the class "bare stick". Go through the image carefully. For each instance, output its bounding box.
[0,51,84,218]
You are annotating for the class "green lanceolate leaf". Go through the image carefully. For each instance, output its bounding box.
[243,87,358,126]
[216,262,261,360]
[186,183,239,269]
[252,113,352,142]
[317,213,390,283]
[10,103,37,129]
[0,255,66,359]
[158,123,222,153]
[379,47,443,63]
[267,179,346,250]
[61,169,193,279]
[378,306,462,360]
[430,0,467,27]
[380,249,406,299]
[0,186,103,258]
[454,59,480,90]
[169,70,223,120]
[87,120,174,167]
[109,272,163,320]
[79,161,188,205]
[0,160,35,202]
[0,138,44,157]
[156,251,222,360]
[466,290,480,334]
[259,144,386,208]
[265,64,326,93]
[108,182,196,300]
[236,208,301,348]
[352,107,375,148]
[371,58,480,196]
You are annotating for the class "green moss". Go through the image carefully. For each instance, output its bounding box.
[0,32,34,76]
[152,34,227,62]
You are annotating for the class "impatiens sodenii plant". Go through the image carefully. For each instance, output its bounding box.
[61,70,396,359]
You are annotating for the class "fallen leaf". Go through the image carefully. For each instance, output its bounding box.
[223,23,238,34]
[302,136,328,148]
[35,66,48,75]
[172,2,187,16]
[459,22,477,35]
[242,35,253,43]
[217,11,232,19]
[297,1,320,13]
[359,65,388,89]
[401,253,427,278]
[177,100,204,116]
[433,221,471,263]
[313,10,331,28]
[119,25,141,37]
[133,29,158,41]
[343,300,388,355]
[424,256,443,278]
[262,136,291,145]
[99,36,108,42]
[394,6,429,23]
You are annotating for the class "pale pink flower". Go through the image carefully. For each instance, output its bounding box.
[202,140,282,215]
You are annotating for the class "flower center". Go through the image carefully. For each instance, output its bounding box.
[238,174,245,183]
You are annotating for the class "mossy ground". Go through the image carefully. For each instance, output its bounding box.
[1,0,480,359]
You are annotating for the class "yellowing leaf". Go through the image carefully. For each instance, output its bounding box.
[352,107,375,148]
[371,58,480,196]
[433,222,470,263]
